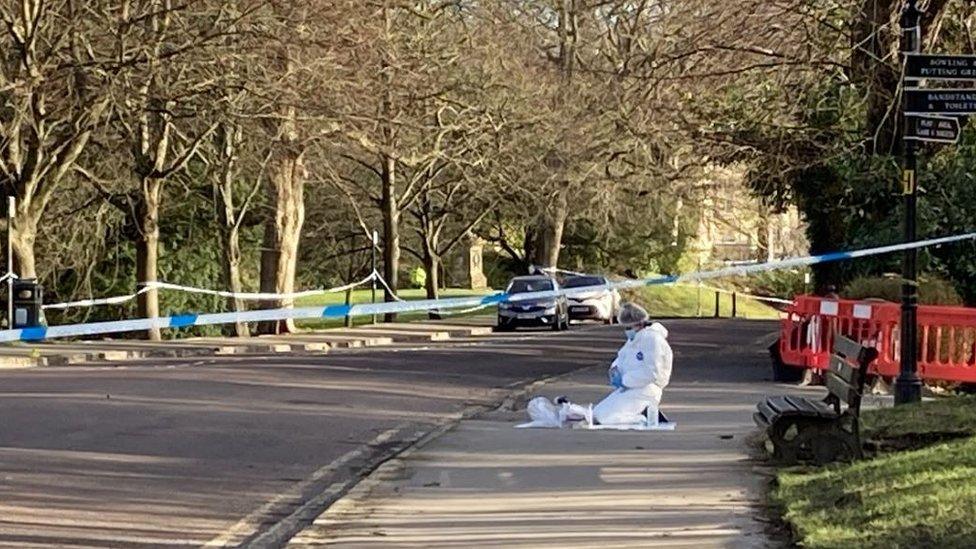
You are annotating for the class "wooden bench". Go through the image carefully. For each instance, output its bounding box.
[754,334,879,465]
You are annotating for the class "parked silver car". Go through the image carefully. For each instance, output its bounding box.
[496,275,570,331]
[563,275,621,324]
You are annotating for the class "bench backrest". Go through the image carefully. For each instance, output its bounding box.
[826,334,879,415]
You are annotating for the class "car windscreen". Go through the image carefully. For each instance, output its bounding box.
[563,276,605,289]
[508,279,554,294]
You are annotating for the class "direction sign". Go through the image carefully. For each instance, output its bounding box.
[904,115,960,144]
[906,54,976,80]
[905,89,976,115]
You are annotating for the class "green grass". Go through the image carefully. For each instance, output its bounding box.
[294,287,494,329]
[773,397,976,549]
[625,284,780,319]
[861,396,976,441]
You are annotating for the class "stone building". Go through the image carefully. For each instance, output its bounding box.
[686,165,808,266]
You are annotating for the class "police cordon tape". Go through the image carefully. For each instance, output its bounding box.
[674,283,795,306]
[2,231,974,343]
[42,254,781,311]
[41,272,379,310]
[544,266,793,305]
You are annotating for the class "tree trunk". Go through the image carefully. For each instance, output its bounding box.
[850,0,899,154]
[422,244,439,301]
[756,206,773,263]
[219,224,249,337]
[380,154,400,322]
[136,177,162,341]
[258,148,306,334]
[214,123,250,337]
[522,226,537,273]
[424,252,440,320]
[801,167,847,292]
[9,210,38,279]
[344,287,354,327]
[530,187,569,269]
[258,211,278,334]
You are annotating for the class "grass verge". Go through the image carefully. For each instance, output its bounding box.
[294,287,494,330]
[772,396,976,549]
[626,284,780,319]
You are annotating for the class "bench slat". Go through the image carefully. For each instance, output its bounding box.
[784,395,836,417]
[756,400,778,422]
[781,395,818,415]
[833,334,867,361]
[757,395,836,419]
[829,355,858,384]
[764,396,795,415]
[753,411,770,427]
[826,371,858,404]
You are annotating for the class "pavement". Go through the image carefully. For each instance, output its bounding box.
[288,320,791,548]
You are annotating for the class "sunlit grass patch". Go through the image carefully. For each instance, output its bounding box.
[626,284,780,319]
[294,288,494,329]
[773,397,976,549]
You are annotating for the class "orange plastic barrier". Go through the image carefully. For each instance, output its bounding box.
[779,295,976,383]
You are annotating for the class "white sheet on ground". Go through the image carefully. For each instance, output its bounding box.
[516,418,677,431]
[580,421,677,431]
[516,396,675,430]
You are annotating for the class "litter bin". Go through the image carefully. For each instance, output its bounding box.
[12,278,43,329]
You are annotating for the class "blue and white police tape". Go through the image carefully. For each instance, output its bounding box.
[0,293,508,343]
[1,231,974,343]
[626,230,976,289]
[41,272,379,310]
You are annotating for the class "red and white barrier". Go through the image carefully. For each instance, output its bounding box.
[780,295,976,383]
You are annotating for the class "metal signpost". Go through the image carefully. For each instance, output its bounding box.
[904,115,961,144]
[6,197,13,329]
[895,0,976,404]
[905,53,976,80]
[904,89,976,115]
[371,229,378,325]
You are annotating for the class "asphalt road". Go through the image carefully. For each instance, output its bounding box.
[0,320,778,548]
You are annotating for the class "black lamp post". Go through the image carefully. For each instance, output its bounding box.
[895,0,923,405]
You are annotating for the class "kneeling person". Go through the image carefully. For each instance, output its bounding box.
[594,303,673,425]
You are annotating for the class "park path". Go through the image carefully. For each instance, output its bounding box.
[289,320,791,548]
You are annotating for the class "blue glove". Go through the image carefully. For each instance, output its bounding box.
[609,366,624,389]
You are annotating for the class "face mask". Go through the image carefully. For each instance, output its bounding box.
[625,328,637,341]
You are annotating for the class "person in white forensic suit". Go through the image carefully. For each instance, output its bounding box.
[593,302,673,425]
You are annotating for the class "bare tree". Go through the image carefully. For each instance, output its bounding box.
[324,1,492,319]
[109,2,231,338]
[0,1,111,278]
[252,0,361,333]
[210,120,264,337]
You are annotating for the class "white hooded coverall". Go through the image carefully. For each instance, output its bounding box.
[593,322,673,425]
